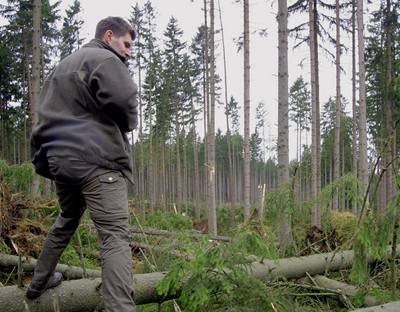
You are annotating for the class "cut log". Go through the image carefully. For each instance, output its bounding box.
[0,245,399,311]
[130,227,231,242]
[352,301,400,311]
[0,272,167,312]
[248,245,400,281]
[312,275,378,307]
[0,253,101,279]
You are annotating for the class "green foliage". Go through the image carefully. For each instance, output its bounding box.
[0,160,51,196]
[216,204,243,235]
[350,209,396,284]
[323,211,357,244]
[353,288,393,308]
[306,173,361,213]
[59,227,100,270]
[157,232,279,311]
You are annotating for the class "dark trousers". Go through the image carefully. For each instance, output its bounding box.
[31,169,135,312]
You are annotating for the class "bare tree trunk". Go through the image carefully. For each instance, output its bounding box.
[207,0,217,235]
[333,0,341,211]
[243,0,251,221]
[384,0,394,209]
[309,0,321,228]
[175,112,182,211]
[357,0,369,199]
[203,0,209,219]
[31,0,42,196]
[277,0,292,249]
[218,0,234,205]
[351,0,358,214]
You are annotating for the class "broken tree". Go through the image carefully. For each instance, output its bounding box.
[0,245,399,311]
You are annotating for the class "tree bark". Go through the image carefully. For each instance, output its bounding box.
[243,0,251,221]
[277,0,292,250]
[0,272,168,312]
[309,0,321,228]
[0,254,101,279]
[207,0,217,235]
[312,275,378,307]
[31,0,42,196]
[357,0,369,198]
[353,301,400,312]
[351,0,358,214]
[218,0,234,206]
[333,0,341,211]
[384,0,394,209]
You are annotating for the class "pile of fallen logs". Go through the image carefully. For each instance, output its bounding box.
[1,245,399,312]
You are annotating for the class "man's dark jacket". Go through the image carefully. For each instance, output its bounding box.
[31,39,138,183]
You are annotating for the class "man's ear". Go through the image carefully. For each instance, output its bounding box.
[103,30,114,44]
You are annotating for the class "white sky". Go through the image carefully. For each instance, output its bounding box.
[2,0,377,161]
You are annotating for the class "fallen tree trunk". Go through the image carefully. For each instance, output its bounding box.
[130,227,231,242]
[0,253,101,279]
[1,245,399,311]
[248,245,400,281]
[352,301,400,311]
[0,272,167,312]
[312,275,378,307]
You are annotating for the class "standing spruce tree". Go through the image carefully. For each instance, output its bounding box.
[190,24,208,215]
[0,0,59,163]
[59,0,84,60]
[243,0,251,221]
[218,0,235,205]
[289,76,311,204]
[207,0,217,235]
[351,0,358,214]
[365,1,400,210]
[277,0,293,249]
[308,0,322,228]
[333,0,342,210]
[130,3,147,209]
[289,76,311,162]
[226,95,241,202]
[163,16,186,211]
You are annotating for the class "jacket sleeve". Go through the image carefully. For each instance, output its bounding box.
[89,57,138,132]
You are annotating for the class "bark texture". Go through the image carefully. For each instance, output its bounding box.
[243,0,251,221]
[0,254,101,279]
[277,0,292,249]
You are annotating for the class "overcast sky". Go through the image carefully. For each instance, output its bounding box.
[3,0,371,160]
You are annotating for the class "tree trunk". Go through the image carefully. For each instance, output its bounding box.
[357,0,369,199]
[203,0,210,219]
[0,254,101,279]
[277,0,292,250]
[243,0,251,221]
[384,0,394,209]
[218,0,234,205]
[207,0,217,235]
[333,0,341,211]
[312,275,378,307]
[31,0,42,196]
[351,0,358,214]
[309,0,321,228]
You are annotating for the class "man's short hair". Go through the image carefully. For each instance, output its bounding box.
[95,16,136,41]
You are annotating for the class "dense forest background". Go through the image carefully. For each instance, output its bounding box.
[0,0,399,242]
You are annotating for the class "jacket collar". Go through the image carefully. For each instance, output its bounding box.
[83,39,127,63]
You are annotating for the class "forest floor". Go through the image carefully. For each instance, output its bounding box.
[1,176,400,311]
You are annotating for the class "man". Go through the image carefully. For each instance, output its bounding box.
[27,17,138,312]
